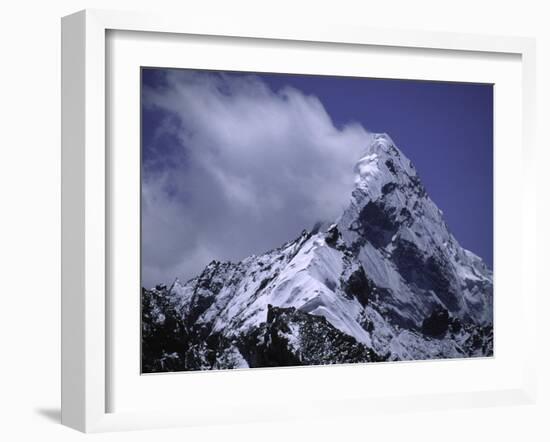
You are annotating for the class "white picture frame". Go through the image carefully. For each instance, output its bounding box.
[61,9,538,433]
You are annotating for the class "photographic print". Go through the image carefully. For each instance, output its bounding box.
[141,68,493,373]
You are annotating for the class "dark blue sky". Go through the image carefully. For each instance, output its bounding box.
[142,69,493,270]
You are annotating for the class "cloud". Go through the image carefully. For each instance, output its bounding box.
[141,70,372,287]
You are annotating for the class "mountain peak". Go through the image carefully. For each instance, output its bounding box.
[366,133,397,154]
[352,133,419,205]
[338,134,492,328]
[142,132,493,372]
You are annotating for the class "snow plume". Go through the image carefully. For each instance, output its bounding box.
[141,70,372,288]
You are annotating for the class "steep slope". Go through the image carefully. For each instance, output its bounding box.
[142,133,493,372]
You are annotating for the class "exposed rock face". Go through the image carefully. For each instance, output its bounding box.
[142,133,493,372]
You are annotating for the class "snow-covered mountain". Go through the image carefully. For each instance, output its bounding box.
[142,133,493,372]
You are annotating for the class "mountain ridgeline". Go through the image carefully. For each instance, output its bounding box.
[142,134,493,372]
